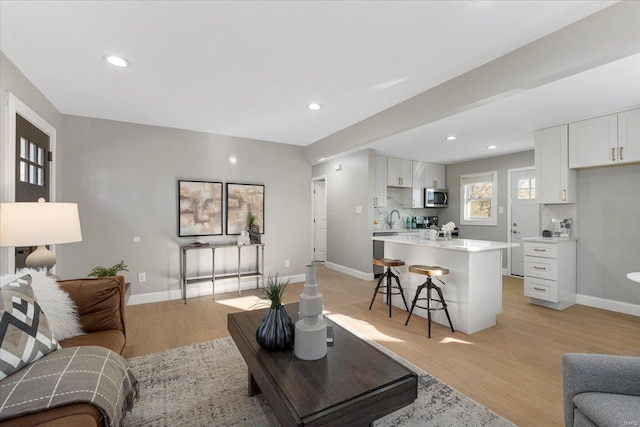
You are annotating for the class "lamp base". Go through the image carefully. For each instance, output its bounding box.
[25,245,57,271]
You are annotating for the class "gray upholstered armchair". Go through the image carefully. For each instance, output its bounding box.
[562,353,640,427]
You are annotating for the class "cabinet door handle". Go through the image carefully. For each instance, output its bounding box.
[534,248,546,252]
[620,146,624,161]
[399,177,403,186]
[534,266,547,270]
[412,199,415,207]
[562,189,567,201]
[612,147,616,161]
[533,287,546,292]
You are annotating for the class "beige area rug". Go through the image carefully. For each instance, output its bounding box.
[125,320,515,427]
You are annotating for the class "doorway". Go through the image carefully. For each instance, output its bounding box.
[2,93,57,274]
[508,167,539,276]
[14,114,51,268]
[312,177,327,262]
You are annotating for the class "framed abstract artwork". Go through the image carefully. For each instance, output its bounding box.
[226,183,264,235]
[178,180,223,237]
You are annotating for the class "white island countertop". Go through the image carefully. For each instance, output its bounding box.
[371,234,518,252]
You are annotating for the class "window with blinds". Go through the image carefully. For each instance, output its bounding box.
[460,171,498,226]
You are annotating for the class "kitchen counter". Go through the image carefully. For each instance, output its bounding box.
[371,235,518,334]
[522,236,576,242]
[372,234,516,251]
[373,229,420,235]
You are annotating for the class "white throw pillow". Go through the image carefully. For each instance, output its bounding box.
[10,268,85,341]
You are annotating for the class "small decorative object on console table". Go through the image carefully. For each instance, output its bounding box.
[294,264,327,360]
[256,273,294,350]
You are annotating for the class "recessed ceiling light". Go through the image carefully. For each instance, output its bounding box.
[104,55,131,68]
[308,103,322,110]
[446,135,457,141]
[487,145,498,150]
[229,156,237,164]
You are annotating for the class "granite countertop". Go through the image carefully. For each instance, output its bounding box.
[373,229,420,235]
[522,236,577,242]
[371,234,518,252]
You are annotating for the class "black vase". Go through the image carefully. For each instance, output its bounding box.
[256,305,294,351]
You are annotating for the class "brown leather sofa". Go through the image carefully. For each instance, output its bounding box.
[0,276,127,427]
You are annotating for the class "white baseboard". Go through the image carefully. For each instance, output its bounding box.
[127,273,305,306]
[576,293,640,317]
[502,268,509,276]
[325,262,373,281]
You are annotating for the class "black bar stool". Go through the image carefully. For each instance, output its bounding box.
[405,265,455,338]
[370,258,409,317]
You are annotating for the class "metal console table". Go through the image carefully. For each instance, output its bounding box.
[180,243,265,304]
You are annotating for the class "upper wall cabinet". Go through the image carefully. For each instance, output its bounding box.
[424,163,446,189]
[618,108,640,165]
[387,158,413,188]
[411,161,424,208]
[374,156,387,207]
[535,125,577,204]
[569,108,640,168]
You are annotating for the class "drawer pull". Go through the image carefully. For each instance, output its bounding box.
[534,248,546,252]
[533,287,546,292]
[534,266,546,270]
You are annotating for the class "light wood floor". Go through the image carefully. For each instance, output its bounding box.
[124,263,640,427]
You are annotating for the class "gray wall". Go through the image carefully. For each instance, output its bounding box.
[440,150,535,267]
[312,149,373,276]
[576,163,640,304]
[0,52,63,274]
[58,115,311,295]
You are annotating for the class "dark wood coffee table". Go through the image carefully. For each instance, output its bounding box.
[228,303,418,426]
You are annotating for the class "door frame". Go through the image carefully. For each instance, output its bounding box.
[311,175,327,263]
[2,92,57,274]
[506,166,535,277]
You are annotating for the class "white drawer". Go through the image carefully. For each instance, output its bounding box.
[524,242,557,258]
[525,256,558,281]
[524,277,558,303]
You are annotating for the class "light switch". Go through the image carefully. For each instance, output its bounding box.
[356,206,363,214]
[498,207,504,214]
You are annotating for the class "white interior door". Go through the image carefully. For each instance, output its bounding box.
[313,179,327,262]
[510,168,539,276]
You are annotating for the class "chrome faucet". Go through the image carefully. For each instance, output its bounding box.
[389,210,400,228]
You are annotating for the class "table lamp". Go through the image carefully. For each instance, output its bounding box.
[0,198,82,272]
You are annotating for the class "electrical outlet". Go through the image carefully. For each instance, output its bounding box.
[284,259,291,268]
[138,272,146,283]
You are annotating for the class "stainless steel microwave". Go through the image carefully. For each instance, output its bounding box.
[424,188,448,208]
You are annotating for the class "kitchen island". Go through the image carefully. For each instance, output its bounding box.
[371,234,518,334]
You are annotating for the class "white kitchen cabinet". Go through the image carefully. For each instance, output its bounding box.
[523,238,576,310]
[411,161,424,208]
[568,108,640,168]
[618,108,640,165]
[387,157,412,188]
[423,163,445,189]
[535,125,576,204]
[569,113,617,168]
[373,155,387,207]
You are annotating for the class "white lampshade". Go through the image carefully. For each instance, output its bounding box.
[0,200,82,271]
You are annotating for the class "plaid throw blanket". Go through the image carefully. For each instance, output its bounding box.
[0,346,138,427]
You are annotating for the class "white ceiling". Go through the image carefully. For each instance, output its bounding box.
[1,0,639,164]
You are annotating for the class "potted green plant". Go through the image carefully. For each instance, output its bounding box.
[255,273,294,350]
[88,260,129,277]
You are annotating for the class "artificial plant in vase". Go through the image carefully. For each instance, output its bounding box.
[88,260,129,277]
[255,273,294,351]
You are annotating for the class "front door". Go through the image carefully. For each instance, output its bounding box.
[510,168,539,276]
[15,113,50,269]
[313,179,327,262]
